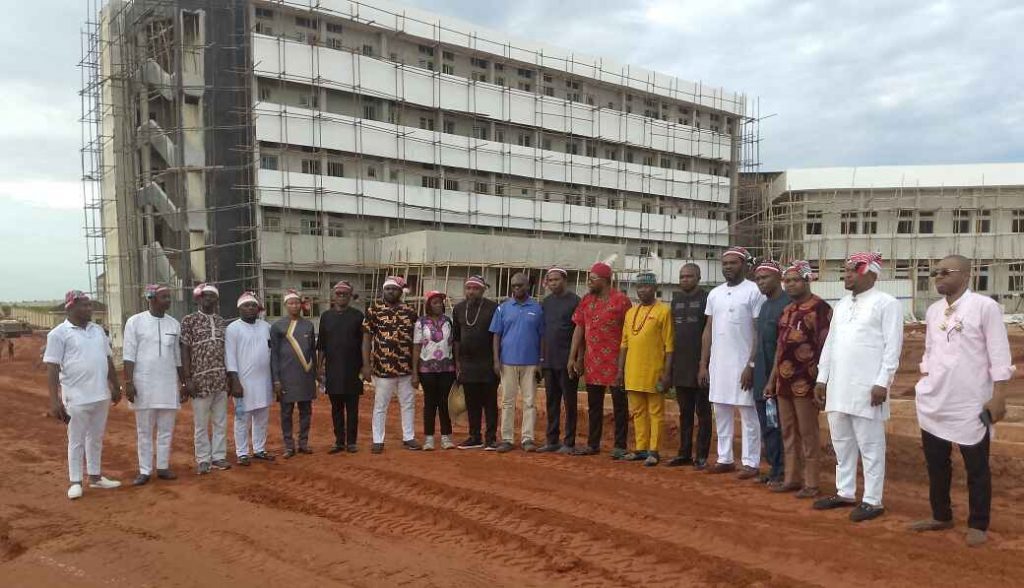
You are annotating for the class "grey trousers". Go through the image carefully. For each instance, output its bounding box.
[281,401,312,450]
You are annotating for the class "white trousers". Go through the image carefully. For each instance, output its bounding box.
[234,405,270,457]
[135,408,178,475]
[192,390,228,464]
[371,375,416,444]
[713,402,761,468]
[67,399,111,482]
[828,412,886,506]
[500,365,538,443]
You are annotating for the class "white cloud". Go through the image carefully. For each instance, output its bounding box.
[0,180,84,210]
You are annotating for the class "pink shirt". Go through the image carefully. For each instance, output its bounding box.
[915,291,1016,445]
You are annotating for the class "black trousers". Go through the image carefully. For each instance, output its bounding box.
[922,428,991,531]
[421,372,455,436]
[543,368,579,446]
[585,384,628,450]
[755,398,785,479]
[464,380,498,444]
[281,400,312,450]
[676,386,712,462]
[327,394,359,446]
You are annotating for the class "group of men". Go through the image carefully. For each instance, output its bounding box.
[44,248,1015,546]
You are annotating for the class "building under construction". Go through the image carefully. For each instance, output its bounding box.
[82,0,757,349]
[742,164,1024,317]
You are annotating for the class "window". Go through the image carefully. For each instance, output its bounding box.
[543,74,553,83]
[544,86,555,97]
[470,57,489,68]
[976,209,991,233]
[442,51,454,61]
[329,38,343,50]
[260,154,279,170]
[607,198,620,210]
[585,144,596,157]
[494,63,504,71]
[263,213,281,232]
[258,86,272,101]
[494,183,504,195]
[639,246,650,256]
[301,159,320,175]
[542,192,551,202]
[327,218,344,237]
[517,133,532,147]
[419,60,435,71]
[362,105,377,120]
[361,44,373,56]
[895,261,911,280]
[919,211,935,234]
[566,80,580,90]
[444,178,460,191]
[973,264,989,292]
[676,159,687,171]
[326,22,342,34]
[419,117,435,131]
[474,182,489,194]
[389,170,399,181]
[604,149,617,161]
[326,161,344,177]
[1009,263,1024,292]
[298,94,319,108]
[300,216,321,235]
[443,121,455,134]
[253,22,273,35]
[805,210,822,235]
[953,209,971,234]
[266,294,282,318]
[641,203,652,214]
[472,126,488,140]
[495,77,505,86]
[897,209,914,234]
[255,7,274,18]
[295,16,317,29]
[365,166,377,179]
[442,64,454,75]
[301,279,320,290]
[565,142,579,155]
[660,158,671,169]
[517,82,532,92]
[567,194,582,206]
[418,45,434,56]
[840,211,859,235]
[643,156,655,166]
[916,261,931,293]
[471,72,487,83]
[517,68,533,78]
[421,176,439,189]
[624,151,634,164]
[1014,210,1024,233]
[585,195,596,208]
[568,93,580,102]
[863,211,878,234]
[495,130,505,143]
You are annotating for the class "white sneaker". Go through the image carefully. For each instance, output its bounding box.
[422,436,435,451]
[89,476,121,490]
[440,435,455,450]
[67,484,83,500]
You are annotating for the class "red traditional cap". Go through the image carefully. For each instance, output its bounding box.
[589,262,612,280]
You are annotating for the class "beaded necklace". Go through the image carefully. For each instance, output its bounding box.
[630,302,656,335]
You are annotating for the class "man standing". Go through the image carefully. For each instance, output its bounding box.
[909,255,1015,546]
[539,268,580,454]
[618,272,673,467]
[318,281,364,454]
[569,262,632,458]
[271,289,317,458]
[764,261,831,497]
[225,292,275,465]
[752,260,789,484]
[123,284,186,486]
[700,246,764,478]
[180,283,231,475]
[490,273,545,453]
[667,264,711,469]
[362,276,420,453]
[45,290,122,499]
[452,276,500,450]
[813,252,903,522]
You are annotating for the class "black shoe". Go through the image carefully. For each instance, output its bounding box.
[237,455,251,466]
[458,437,484,449]
[623,451,649,462]
[132,474,151,486]
[156,469,177,481]
[693,459,707,471]
[283,449,296,459]
[573,446,599,456]
[850,503,886,522]
[252,451,275,462]
[666,456,693,467]
[495,441,514,453]
[298,447,313,455]
[371,443,384,454]
[813,495,858,511]
[537,443,561,453]
[328,445,344,454]
[403,439,422,451]
[346,444,359,453]
[483,442,499,451]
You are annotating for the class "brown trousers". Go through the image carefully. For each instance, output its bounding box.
[777,394,821,488]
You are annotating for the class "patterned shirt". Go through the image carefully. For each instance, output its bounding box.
[363,300,417,378]
[572,290,632,387]
[180,311,227,398]
[774,295,832,398]
[414,315,455,373]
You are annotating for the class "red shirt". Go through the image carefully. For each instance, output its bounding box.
[572,290,632,387]
[774,295,832,398]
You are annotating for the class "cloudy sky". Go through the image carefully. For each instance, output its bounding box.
[1,0,1021,301]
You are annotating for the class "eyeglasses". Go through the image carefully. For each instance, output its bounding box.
[929,268,963,278]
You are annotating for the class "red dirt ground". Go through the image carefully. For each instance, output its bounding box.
[1,332,1023,587]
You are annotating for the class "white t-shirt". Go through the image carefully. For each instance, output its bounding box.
[705,279,765,406]
[123,311,182,410]
[225,318,274,412]
[43,320,111,407]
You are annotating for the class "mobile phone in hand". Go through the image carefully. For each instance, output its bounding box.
[980,409,994,427]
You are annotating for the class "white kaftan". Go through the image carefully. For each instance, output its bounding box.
[705,280,765,406]
[123,311,181,410]
[225,319,273,412]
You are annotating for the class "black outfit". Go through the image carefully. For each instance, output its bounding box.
[270,317,317,451]
[281,401,312,451]
[922,428,991,531]
[421,372,455,435]
[754,293,790,480]
[670,288,711,461]
[452,298,499,444]
[541,291,581,447]
[318,307,365,448]
[585,384,628,451]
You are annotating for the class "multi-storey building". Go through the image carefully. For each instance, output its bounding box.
[86,0,751,348]
[753,164,1024,317]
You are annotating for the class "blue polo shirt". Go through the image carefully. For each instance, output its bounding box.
[489,297,544,366]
